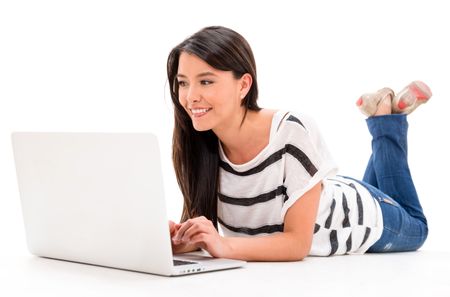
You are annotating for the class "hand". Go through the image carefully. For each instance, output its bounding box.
[172,216,231,258]
[169,220,191,254]
[169,220,179,237]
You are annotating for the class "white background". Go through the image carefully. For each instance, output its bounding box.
[1,0,449,288]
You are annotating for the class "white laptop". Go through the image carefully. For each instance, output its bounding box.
[11,132,245,276]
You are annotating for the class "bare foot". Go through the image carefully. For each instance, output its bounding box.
[392,81,432,114]
[357,87,394,117]
[373,93,392,116]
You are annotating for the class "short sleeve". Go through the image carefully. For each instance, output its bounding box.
[280,112,338,219]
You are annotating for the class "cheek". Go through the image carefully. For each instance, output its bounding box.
[218,89,240,109]
[177,90,188,107]
[177,98,190,116]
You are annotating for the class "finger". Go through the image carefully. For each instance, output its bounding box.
[169,220,176,237]
[175,220,209,244]
[173,224,182,235]
[169,220,183,237]
[173,219,195,241]
[174,217,213,242]
[181,222,213,242]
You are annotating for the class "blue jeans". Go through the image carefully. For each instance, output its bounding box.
[348,114,428,252]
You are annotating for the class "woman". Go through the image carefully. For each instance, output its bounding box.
[167,26,430,261]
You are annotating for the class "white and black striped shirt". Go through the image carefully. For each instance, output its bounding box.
[217,111,383,256]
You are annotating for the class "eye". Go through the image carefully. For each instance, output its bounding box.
[201,80,213,85]
[178,80,188,87]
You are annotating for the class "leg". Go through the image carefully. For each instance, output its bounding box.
[366,114,426,224]
[361,87,392,189]
[365,114,428,252]
[362,155,378,188]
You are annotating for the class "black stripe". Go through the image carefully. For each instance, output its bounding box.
[314,224,320,234]
[324,199,336,229]
[287,115,305,129]
[328,179,364,225]
[283,192,290,203]
[329,230,339,256]
[219,147,284,176]
[218,185,286,206]
[346,233,352,253]
[218,217,284,235]
[342,193,350,228]
[349,183,364,225]
[360,227,371,248]
[285,144,318,177]
[220,144,317,177]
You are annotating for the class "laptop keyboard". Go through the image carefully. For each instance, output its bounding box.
[173,259,197,266]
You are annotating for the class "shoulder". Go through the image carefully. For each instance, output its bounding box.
[274,111,331,159]
[278,111,321,136]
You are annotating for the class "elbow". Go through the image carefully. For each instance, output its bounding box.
[283,250,307,262]
[285,240,311,261]
[289,250,308,262]
[297,252,308,261]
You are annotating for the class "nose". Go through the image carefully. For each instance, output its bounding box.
[186,85,201,103]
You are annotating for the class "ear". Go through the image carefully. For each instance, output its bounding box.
[239,73,253,99]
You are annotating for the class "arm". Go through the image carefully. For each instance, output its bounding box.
[225,182,322,261]
[172,182,322,261]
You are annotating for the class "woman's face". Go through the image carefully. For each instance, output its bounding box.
[176,52,250,132]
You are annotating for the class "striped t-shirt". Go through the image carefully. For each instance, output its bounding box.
[217,111,383,256]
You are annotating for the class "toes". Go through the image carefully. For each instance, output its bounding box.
[356,97,363,106]
[392,81,432,115]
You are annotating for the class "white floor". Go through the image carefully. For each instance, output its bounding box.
[1,249,449,297]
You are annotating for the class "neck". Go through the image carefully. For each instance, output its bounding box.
[215,108,273,165]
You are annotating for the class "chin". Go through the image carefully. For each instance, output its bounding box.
[192,125,211,132]
[191,116,216,132]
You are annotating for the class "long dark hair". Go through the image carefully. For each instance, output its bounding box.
[167,26,261,226]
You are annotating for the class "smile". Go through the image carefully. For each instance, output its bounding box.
[190,108,212,117]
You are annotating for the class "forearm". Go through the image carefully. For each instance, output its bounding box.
[223,232,311,262]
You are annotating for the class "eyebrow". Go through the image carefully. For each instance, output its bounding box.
[176,72,218,79]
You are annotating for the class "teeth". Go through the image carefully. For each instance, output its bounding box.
[191,108,210,114]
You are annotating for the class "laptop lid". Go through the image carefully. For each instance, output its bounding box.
[11,132,245,276]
